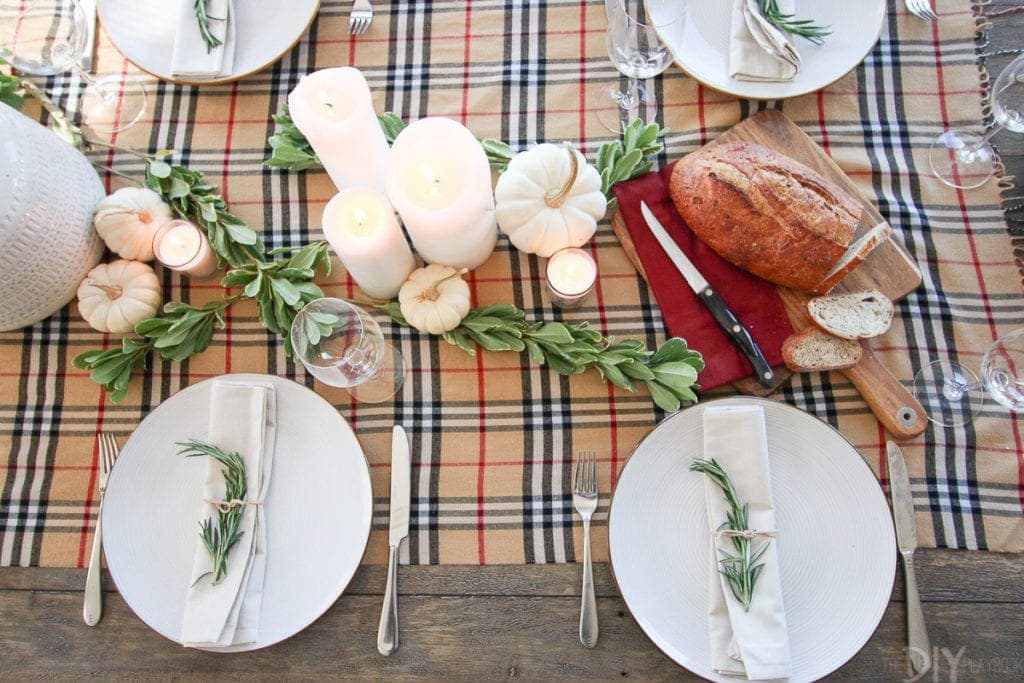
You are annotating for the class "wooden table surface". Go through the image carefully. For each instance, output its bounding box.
[4,5,1024,680]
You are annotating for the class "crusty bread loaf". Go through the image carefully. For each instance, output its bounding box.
[670,142,873,294]
[807,290,894,340]
[782,329,862,371]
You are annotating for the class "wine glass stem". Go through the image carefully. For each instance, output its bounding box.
[617,78,640,113]
[968,122,1003,155]
[70,63,113,104]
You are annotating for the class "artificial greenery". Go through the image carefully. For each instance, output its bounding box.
[178,439,247,585]
[0,52,24,109]
[758,0,830,45]
[193,0,224,53]
[594,119,666,203]
[689,458,770,611]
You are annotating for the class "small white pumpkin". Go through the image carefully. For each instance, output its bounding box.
[77,260,162,333]
[93,187,174,262]
[398,265,471,335]
[494,142,607,257]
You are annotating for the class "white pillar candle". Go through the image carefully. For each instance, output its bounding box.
[322,187,416,299]
[386,117,497,270]
[152,219,220,280]
[288,67,390,194]
[545,247,597,309]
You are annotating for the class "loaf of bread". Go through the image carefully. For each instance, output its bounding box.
[669,142,887,294]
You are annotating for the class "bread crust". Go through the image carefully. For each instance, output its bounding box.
[670,142,865,292]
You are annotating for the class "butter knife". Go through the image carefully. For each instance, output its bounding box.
[377,425,410,656]
[639,201,776,388]
[78,0,97,73]
[886,441,930,674]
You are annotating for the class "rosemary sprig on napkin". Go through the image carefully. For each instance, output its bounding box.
[193,0,224,53]
[179,439,247,585]
[758,0,830,45]
[690,458,770,611]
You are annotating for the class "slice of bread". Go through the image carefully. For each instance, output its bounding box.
[807,290,894,340]
[811,223,892,295]
[782,329,863,372]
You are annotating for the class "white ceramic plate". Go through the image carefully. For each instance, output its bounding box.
[98,0,320,85]
[102,373,372,652]
[609,397,895,682]
[660,1,886,99]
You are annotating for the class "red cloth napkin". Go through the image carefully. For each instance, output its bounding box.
[614,163,794,390]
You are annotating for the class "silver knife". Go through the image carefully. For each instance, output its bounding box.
[639,201,776,388]
[78,0,97,73]
[377,425,410,656]
[886,441,930,675]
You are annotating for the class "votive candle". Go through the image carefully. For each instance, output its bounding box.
[152,220,219,279]
[545,247,597,309]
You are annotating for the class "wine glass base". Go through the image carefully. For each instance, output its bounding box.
[913,360,984,428]
[594,79,658,134]
[929,130,995,190]
[348,343,406,404]
[79,74,147,135]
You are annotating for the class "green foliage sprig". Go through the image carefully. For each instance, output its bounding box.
[178,439,247,585]
[595,119,666,203]
[193,0,224,53]
[690,458,770,611]
[1,52,24,109]
[758,0,830,45]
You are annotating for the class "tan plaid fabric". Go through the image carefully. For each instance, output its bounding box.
[1,0,1021,568]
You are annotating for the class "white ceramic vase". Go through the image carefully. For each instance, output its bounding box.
[0,103,106,331]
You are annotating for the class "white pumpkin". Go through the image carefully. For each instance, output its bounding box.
[93,187,174,262]
[494,143,607,257]
[77,260,162,333]
[398,265,471,335]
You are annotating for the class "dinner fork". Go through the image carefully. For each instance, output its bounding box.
[83,432,118,626]
[349,0,374,35]
[905,0,938,21]
[572,451,599,648]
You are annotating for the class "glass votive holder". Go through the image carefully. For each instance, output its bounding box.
[545,247,597,309]
[152,219,220,280]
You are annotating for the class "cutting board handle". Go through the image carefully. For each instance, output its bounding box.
[842,346,927,440]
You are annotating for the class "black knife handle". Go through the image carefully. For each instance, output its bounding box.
[698,286,777,388]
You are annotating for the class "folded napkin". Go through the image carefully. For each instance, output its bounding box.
[181,379,277,648]
[613,165,793,390]
[170,0,237,81]
[729,0,801,82]
[702,405,790,680]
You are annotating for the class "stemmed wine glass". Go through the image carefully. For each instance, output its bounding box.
[913,328,1024,427]
[595,0,685,133]
[0,0,146,133]
[290,298,406,404]
[929,53,1024,189]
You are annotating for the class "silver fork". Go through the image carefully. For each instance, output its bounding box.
[349,0,374,35]
[572,451,599,648]
[83,432,118,626]
[905,0,938,21]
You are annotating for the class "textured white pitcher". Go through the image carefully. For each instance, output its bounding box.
[0,103,105,331]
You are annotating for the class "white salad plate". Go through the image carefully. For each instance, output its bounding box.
[98,0,321,85]
[609,396,896,682]
[660,1,887,99]
[101,373,372,652]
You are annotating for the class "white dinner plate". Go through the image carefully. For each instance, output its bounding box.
[102,373,372,652]
[659,1,886,99]
[98,0,321,85]
[609,396,896,682]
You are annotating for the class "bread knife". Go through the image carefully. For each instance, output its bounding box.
[639,201,776,388]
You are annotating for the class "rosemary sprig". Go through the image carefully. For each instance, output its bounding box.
[689,458,770,611]
[178,439,247,585]
[193,0,224,53]
[594,119,666,204]
[758,0,830,46]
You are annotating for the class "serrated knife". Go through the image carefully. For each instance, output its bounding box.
[639,201,776,388]
[377,425,410,656]
[886,441,930,675]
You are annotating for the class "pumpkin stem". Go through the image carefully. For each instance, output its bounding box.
[88,281,123,300]
[422,268,469,302]
[543,143,579,209]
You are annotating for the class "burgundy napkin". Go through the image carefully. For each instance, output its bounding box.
[614,163,793,390]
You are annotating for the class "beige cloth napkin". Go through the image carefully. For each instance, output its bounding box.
[702,405,791,680]
[170,0,237,80]
[180,379,277,648]
[729,0,801,82]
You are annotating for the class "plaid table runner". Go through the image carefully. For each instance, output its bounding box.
[1,0,1021,567]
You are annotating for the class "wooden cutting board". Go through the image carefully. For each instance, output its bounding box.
[612,109,927,439]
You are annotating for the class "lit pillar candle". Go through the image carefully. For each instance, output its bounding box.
[288,67,389,194]
[386,117,497,270]
[322,187,416,299]
[545,247,597,309]
[152,220,220,279]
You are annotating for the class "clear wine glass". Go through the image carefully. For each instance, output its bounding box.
[290,297,405,404]
[595,0,685,133]
[0,0,146,133]
[929,53,1024,190]
[913,328,1024,427]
